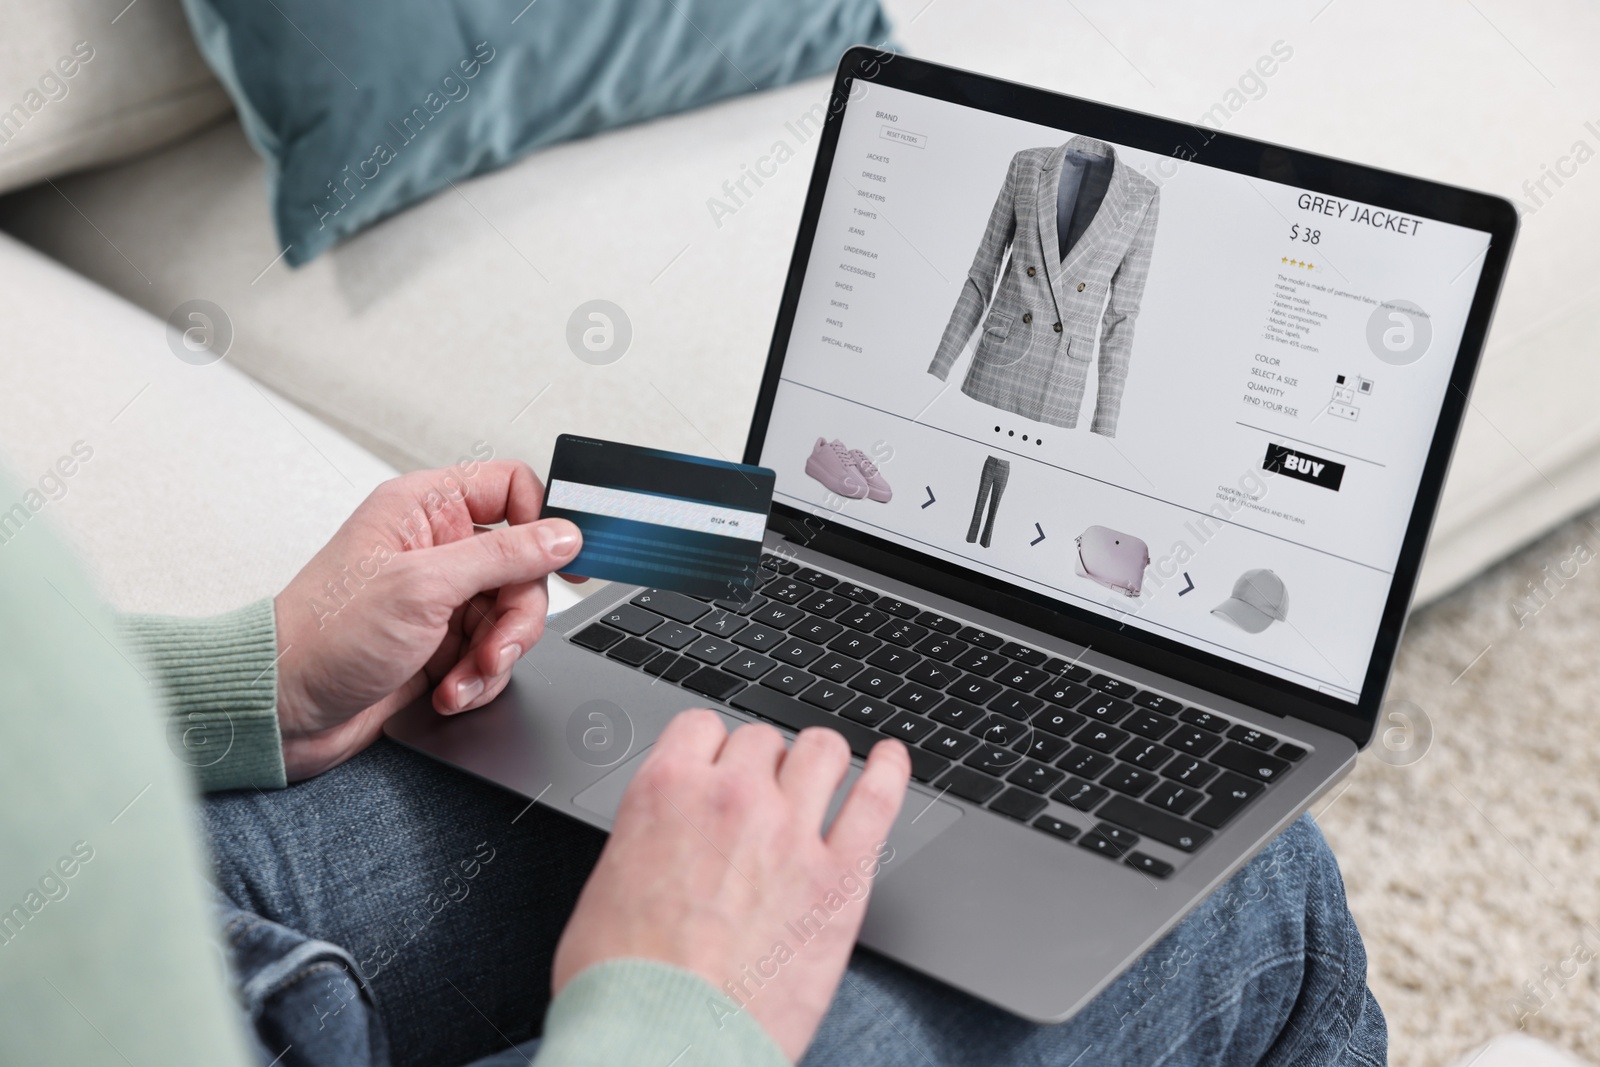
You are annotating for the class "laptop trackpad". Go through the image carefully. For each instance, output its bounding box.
[572,743,963,873]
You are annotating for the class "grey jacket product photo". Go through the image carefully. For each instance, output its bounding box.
[928,137,1161,438]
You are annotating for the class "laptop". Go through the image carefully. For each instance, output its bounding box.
[388,47,1517,1022]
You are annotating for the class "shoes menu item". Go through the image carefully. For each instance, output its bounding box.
[805,437,869,499]
[846,448,892,502]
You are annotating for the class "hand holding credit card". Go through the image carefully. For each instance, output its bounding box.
[542,435,777,601]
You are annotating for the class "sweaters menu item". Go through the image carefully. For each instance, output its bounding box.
[928,137,1160,438]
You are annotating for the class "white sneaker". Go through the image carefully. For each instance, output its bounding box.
[846,448,892,502]
[804,437,868,498]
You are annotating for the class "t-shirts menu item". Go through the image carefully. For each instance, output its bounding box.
[927,137,1160,438]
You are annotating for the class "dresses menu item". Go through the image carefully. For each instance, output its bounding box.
[928,137,1160,438]
[966,456,1010,548]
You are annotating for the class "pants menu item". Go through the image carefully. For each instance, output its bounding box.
[927,136,1160,438]
[966,455,1011,548]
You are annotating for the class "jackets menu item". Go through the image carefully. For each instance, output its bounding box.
[929,138,1160,437]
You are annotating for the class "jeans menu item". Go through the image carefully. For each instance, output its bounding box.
[928,136,1160,438]
[966,455,1010,548]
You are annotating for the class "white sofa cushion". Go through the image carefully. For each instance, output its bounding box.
[0,0,231,195]
[0,231,591,618]
[0,232,391,613]
[3,0,1598,603]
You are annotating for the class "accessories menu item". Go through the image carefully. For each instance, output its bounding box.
[927,137,1160,438]
[1212,569,1290,633]
[1074,525,1150,597]
[965,455,1010,548]
[804,437,890,502]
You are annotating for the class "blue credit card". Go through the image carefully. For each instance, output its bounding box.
[542,435,776,601]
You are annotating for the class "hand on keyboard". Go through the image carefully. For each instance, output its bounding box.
[552,709,911,1061]
[571,555,1310,879]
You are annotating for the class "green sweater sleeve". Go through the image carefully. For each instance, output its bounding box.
[0,487,258,1065]
[0,483,791,1065]
[116,599,287,792]
[536,959,791,1067]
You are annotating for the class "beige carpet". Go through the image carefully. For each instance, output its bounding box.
[1314,508,1600,1067]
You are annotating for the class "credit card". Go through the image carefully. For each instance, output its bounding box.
[542,435,776,601]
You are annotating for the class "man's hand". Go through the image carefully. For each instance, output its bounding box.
[273,460,581,781]
[552,712,911,1062]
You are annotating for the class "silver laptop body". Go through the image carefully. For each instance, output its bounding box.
[389,49,1516,1022]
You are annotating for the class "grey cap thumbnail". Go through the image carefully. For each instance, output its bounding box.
[1212,569,1289,634]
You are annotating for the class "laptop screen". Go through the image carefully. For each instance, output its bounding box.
[755,78,1496,704]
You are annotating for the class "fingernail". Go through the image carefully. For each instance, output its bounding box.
[456,676,485,708]
[536,519,580,558]
[496,643,522,674]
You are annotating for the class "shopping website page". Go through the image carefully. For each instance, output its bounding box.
[758,83,1492,701]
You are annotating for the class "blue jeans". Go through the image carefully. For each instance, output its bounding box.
[203,739,1385,1067]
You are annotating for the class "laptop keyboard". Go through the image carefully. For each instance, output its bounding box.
[567,553,1307,879]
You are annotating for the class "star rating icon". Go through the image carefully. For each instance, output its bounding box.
[1279,256,1314,270]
